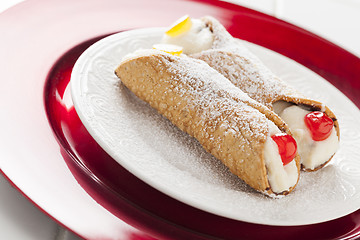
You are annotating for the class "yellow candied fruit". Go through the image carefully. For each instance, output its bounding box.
[165,15,192,37]
[153,44,183,56]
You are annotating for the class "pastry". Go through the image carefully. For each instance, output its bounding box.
[115,49,300,197]
[162,16,340,171]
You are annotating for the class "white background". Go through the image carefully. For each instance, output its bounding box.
[0,0,359,239]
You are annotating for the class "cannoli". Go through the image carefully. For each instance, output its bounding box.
[161,16,340,171]
[115,49,300,197]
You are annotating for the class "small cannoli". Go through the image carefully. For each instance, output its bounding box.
[161,16,340,171]
[115,49,300,197]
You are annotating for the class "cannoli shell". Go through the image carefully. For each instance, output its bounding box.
[192,16,340,171]
[115,51,300,196]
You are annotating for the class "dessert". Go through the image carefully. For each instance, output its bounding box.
[162,16,340,171]
[115,49,300,197]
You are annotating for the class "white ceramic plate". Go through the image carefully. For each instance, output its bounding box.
[70,28,360,226]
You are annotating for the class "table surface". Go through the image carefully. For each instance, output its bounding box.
[1,0,359,239]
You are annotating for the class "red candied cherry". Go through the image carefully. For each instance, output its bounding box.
[304,111,334,141]
[271,133,297,166]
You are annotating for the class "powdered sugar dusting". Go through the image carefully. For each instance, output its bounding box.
[166,54,262,117]
[193,50,282,108]
[195,16,306,110]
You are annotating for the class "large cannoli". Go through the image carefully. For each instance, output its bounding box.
[161,16,340,171]
[115,49,300,197]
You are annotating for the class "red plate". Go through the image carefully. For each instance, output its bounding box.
[1,0,360,239]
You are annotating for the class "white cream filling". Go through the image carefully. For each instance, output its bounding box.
[161,19,213,54]
[264,120,298,193]
[273,102,339,170]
